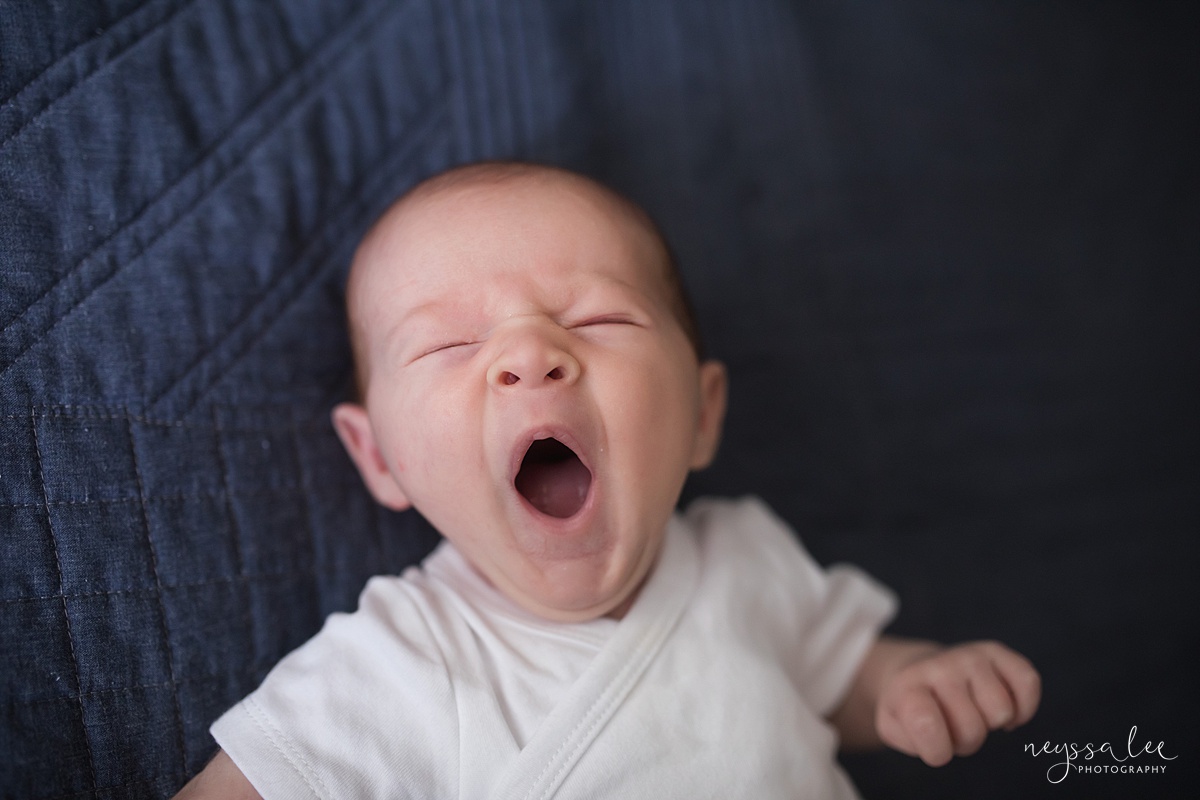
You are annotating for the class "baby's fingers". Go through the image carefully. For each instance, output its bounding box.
[931,678,989,757]
[967,667,1017,731]
[879,688,954,767]
[976,641,1041,729]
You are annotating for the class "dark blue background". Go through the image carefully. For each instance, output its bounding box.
[1,1,1196,797]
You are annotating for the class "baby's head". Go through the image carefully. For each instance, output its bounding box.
[333,162,727,621]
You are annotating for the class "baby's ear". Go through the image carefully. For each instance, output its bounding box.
[690,360,728,470]
[331,403,412,511]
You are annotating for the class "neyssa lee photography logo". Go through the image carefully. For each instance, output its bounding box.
[1024,726,1176,783]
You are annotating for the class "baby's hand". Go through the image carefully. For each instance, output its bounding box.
[875,641,1040,767]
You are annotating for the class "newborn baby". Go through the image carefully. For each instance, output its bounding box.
[177,162,1040,799]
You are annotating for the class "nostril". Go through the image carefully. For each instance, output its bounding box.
[547,367,563,381]
[503,372,519,385]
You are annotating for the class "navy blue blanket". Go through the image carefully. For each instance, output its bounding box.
[2,2,1196,797]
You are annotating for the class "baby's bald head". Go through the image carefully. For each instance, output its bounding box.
[344,162,703,398]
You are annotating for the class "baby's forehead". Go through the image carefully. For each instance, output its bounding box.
[373,168,651,247]
[352,170,669,299]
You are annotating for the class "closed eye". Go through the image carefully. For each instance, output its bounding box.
[415,340,476,360]
[573,315,639,328]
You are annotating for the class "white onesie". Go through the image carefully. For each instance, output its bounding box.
[212,496,897,799]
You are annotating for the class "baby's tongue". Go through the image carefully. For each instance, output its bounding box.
[515,439,591,519]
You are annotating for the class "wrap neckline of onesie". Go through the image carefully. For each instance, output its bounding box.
[487,516,699,800]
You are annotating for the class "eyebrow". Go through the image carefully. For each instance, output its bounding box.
[394,300,447,330]
[377,300,453,354]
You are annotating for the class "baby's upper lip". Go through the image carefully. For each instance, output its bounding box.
[508,423,594,487]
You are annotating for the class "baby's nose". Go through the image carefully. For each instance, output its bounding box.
[486,329,580,389]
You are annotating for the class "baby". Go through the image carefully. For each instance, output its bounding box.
[178,162,1040,798]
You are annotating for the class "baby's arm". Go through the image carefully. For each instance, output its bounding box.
[172,749,261,800]
[828,637,1041,766]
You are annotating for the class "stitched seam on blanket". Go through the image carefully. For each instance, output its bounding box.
[0,570,324,605]
[144,2,447,416]
[0,0,392,376]
[127,413,190,772]
[289,410,324,619]
[0,573,319,604]
[0,483,328,506]
[0,0,194,146]
[14,666,273,709]
[29,409,99,794]
[5,404,334,429]
[0,484,351,506]
[37,774,180,800]
[152,100,449,418]
[212,404,250,583]
[1,405,353,509]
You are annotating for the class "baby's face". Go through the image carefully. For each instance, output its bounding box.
[334,171,725,621]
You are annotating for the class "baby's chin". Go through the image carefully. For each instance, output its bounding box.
[497,557,650,623]
[512,587,638,624]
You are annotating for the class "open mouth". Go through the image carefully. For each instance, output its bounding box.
[514,437,593,519]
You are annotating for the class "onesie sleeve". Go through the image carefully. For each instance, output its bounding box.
[210,570,460,799]
[685,496,898,719]
[788,561,897,717]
